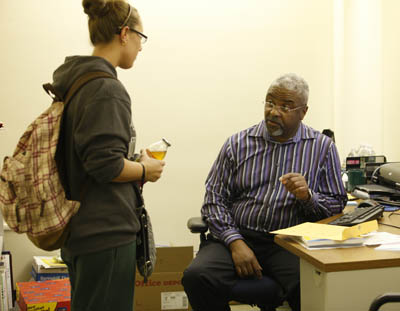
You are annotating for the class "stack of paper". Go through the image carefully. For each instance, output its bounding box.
[271,220,378,250]
[292,236,365,249]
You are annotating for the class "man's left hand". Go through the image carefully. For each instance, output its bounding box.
[279,172,311,201]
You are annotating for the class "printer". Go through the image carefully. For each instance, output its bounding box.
[352,162,400,202]
[372,162,400,189]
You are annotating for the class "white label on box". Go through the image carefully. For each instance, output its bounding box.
[161,291,189,310]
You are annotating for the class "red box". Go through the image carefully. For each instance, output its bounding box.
[16,278,71,311]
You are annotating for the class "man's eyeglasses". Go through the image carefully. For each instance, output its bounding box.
[263,100,306,114]
[116,27,148,45]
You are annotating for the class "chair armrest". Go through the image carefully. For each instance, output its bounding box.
[369,293,400,311]
[187,217,208,234]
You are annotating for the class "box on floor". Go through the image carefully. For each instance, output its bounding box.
[134,246,194,311]
[16,278,70,311]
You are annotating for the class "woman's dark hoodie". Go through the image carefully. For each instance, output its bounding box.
[52,55,140,256]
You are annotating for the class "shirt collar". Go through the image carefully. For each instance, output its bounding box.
[250,120,314,144]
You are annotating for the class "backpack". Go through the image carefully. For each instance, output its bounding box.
[0,71,114,251]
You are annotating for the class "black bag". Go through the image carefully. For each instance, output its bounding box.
[133,184,156,283]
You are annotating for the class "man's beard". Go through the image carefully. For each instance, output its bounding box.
[269,127,283,136]
[265,118,284,136]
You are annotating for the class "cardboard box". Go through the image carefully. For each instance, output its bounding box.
[151,247,194,273]
[16,278,70,311]
[31,256,69,281]
[134,246,194,311]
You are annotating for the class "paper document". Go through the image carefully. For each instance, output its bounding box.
[271,220,378,241]
[362,231,400,251]
[291,236,365,250]
[363,231,400,246]
[375,244,400,251]
[34,256,67,268]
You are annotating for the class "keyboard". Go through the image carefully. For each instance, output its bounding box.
[329,202,385,226]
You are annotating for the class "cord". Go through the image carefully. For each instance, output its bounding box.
[378,212,400,229]
[378,222,400,230]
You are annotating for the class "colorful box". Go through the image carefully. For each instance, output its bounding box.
[16,278,70,311]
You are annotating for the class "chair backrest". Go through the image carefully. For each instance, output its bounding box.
[369,293,400,311]
[322,128,335,143]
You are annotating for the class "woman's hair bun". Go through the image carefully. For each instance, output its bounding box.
[82,0,110,19]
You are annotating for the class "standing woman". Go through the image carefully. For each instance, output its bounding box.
[52,0,165,310]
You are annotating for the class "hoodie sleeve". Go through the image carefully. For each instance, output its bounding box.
[73,80,132,183]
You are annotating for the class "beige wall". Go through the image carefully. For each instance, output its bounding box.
[1,0,399,283]
[333,0,400,161]
[382,0,400,161]
[334,0,383,158]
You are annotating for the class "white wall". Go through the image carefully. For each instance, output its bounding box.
[333,0,400,161]
[382,0,400,161]
[334,0,383,158]
[1,0,399,283]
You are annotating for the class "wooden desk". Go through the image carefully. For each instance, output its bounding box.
[274,212,400,311]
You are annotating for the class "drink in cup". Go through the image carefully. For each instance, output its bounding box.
[148,138,171,160]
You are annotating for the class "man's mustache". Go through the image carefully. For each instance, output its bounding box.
[266,117,283,127]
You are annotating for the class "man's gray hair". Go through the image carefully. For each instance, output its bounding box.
[268,73,309,105]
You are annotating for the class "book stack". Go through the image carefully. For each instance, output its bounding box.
[0,251,14,311]
[31,256,69,281]
[271,220,378,250]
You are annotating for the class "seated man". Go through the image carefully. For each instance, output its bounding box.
[182,73,347,311]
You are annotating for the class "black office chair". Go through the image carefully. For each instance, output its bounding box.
[187,217,284,311]
[322,128,335,143]
[369,293,400,311]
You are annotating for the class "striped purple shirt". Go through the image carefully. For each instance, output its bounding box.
[202,120,347,245]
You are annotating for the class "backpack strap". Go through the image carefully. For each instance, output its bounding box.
[53,71,116,200]
[43,71,115,103]
[63,71,115,105]
[43,83,62,101]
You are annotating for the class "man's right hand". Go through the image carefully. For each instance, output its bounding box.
[229,239,262,279]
